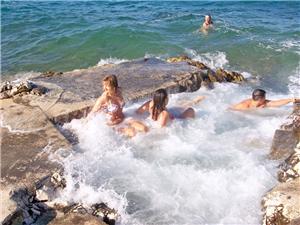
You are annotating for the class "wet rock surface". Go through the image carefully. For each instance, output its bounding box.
[262,178,300,225]
[48,213,107,225]
[0,99,71,224]
[167,55,245,83]
[270,103,300,160]
[263,103,300,225]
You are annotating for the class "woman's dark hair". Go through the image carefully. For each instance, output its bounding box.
[252,89,266,101]
[152,89,168,121]
[205,14,213,24]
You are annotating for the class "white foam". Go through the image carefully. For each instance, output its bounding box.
[241,71,253,79]
[185,49,229,69]
[281,39,300,49]
[97,57,129,67]
[54,83,294,224]
[288,63,300,97]
[1,71,40,82]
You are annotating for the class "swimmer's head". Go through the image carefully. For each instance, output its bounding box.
[204,15,212,24]
[152,88,168,121]
[103,75,119,95]
[252,89,266,101]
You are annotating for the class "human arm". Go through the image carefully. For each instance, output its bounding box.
[90,93,107,114]
[180,96,206,108]
[136,100,151,114]
[266,98,297,108]
[228,99,251,111]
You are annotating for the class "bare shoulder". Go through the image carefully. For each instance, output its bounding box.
[230,99,252,110]
[158,110,170,127]
[149,100,154,108]
[159,110,170,118]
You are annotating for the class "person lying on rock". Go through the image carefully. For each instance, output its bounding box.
[200,15,213,33]
[136,88,206,127]
[89,75,148,137]
[229,88,299,111]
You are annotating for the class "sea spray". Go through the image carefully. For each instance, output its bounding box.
[97,58,129,67]
[55,83,293,224]
[185,49,229,69]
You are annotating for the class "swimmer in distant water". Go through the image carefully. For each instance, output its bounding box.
[200,15,213,33]
[136,88,205,127]
[229,88,299,111]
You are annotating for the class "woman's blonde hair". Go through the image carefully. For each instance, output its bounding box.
[103,75,119,93]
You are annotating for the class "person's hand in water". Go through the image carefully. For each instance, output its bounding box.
[179,96,206,108]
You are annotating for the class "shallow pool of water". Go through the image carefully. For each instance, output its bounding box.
[55,83,292,224]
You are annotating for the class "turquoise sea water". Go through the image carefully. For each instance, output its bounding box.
[1,1,300,91]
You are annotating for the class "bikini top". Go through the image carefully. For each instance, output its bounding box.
[103,100,120,114]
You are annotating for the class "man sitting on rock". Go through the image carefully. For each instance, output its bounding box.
[229,89,298,111]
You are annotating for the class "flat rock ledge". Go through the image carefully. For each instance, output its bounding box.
[262,103,300,225]
[1,57,245,225]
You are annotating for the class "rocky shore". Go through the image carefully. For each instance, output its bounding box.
[262,103,300,225]
[1,57,298,225]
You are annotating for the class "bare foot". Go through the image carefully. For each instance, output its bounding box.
[117,127,136,138]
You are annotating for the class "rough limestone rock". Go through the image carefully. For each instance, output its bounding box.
[0,99,71,223]
[40,71,63,78]
[167,55,208,69]
[270,103,300,160]
[0,80,33,99]
[278,142,300,182]
[263,103,300,225]
[0,80,48,100]
[167,55,245,83]
[48,213,107,225]
[262,178,300,225]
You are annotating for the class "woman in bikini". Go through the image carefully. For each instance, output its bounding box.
[89,75,148,137]
[136,88,205,127]
[90,75,125,125]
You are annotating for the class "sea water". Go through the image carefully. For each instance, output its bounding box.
[2,1,300,224]
[54,82,295,224]
[2,1,300,92]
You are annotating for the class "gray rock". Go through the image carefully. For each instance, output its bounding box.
[263,103,300,225]
[48,213,106,225]
[270,104,300,160]
[262,178,300,225]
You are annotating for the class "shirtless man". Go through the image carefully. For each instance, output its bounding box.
[229,89,298,111]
